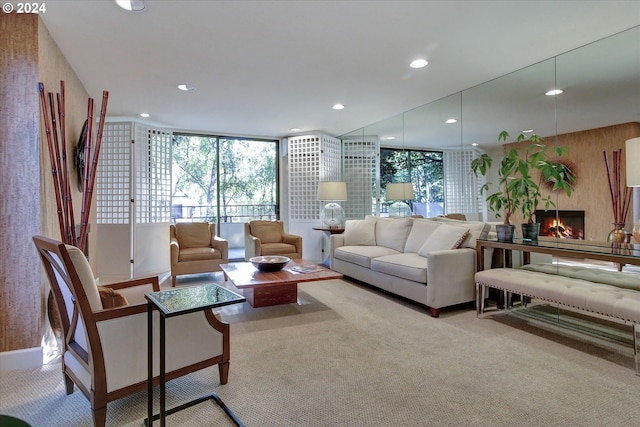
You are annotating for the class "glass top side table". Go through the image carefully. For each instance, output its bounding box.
[145,283,246,427]
[146,283,246,316]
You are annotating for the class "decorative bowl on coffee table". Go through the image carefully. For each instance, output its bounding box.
[250,256,291,272]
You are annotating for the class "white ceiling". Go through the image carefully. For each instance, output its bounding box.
[40,1,640,143]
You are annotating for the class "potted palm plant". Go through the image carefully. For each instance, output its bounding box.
[472,131,576,242]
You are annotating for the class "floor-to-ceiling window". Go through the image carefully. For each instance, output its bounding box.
[172,134,278,260]
[380,148,444,217]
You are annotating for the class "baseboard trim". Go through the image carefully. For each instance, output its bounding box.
[0,346,43,371]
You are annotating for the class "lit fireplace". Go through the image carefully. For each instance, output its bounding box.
[535,210,585,239]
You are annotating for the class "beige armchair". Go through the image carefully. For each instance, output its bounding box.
[170,222,228,287]
[33,235,231,427]
[244,220,303,261]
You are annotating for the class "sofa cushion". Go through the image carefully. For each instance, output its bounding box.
[176,222,211,248]
[373,217,411,252]
[371,253,428,283]
[261,243,297,256]
[417,224,469,256]
[178,247,222,262]
[404,219,442,253]
[250,221,283,244]
[431,217,490,248]
[334,245,400,268]
[343,220,376,246]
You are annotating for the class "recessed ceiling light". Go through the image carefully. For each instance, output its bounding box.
[139,113,150,118]
[177,84,195,91]
[522,129,534,133]
[332,104,345,110]
[471,143,479,147]
[115,0,146,12]
[410,59,428,69]
[545,89,563,96]
[386,136,396,140]
[290,128,301,132]
[445,118,457,124]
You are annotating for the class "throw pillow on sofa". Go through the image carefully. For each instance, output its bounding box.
[371,217,411,252]
[431,217,490,248]
[404,219,442,253]
[417,223,470,256]
[343,219,376,246]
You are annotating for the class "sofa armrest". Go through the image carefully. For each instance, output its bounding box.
[282,233,302,256]
[212,235,229,260]
[425,248,477,308]
[329,234,345,269]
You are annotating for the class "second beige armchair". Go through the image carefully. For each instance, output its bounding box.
[170,222,229,286]
[244,220,303,261]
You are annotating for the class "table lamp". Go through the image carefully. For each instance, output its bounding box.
[318,181,347,228]
[386,182,414,216]
[626,137,640,243]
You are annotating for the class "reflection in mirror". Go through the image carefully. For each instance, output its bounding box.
[403,93,463,217]
[462,58,557,225]
[340,126,373,221]
[555,26,640,244]
[339,26,639,258]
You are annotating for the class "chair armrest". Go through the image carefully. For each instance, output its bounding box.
[245,235,261,260]
[170,237,179,264]
[100,276,160,305]
[93,302,147,321]
[212,236,229,260]
[282,233,303,255]
[102,276,160,291]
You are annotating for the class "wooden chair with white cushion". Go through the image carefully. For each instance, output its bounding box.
[244,220,303,261]
[33,235,231,427]
[170,222,229,287]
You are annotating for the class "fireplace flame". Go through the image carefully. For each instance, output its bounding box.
[541,219,582,239]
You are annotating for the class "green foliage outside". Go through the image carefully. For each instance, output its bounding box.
[379,149,444,203]
[172,135,277,222]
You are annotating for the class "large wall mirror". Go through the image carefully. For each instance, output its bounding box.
[341,25,639,242]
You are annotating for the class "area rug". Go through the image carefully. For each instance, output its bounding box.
[1,278,639,426]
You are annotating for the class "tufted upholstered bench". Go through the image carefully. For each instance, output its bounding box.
[474,264,640,375]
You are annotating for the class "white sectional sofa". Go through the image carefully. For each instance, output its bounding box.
[330,216,490,317]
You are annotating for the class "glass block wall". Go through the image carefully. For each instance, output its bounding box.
[342,137,378,219]
[97,122,132,225]
[135,126,172,223]
[443,148,479,216]
[288,135,341,221]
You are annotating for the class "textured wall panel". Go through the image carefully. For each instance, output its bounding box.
[0,14,41,351]
[505,123,640,241]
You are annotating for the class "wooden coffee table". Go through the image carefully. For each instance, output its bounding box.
[220,260,343,307]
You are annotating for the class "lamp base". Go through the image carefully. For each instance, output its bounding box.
[389,201,412,217]
[321,202,344,227]
[633,219,640,244]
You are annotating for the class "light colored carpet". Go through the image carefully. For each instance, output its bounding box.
[1,276,640,426]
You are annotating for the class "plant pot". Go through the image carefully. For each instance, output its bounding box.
[495,224,516,242]
[521,223,540,242]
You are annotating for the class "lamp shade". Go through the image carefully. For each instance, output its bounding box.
[626,137,640,187]
[318,181,347,201]
[386,182,414,201]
